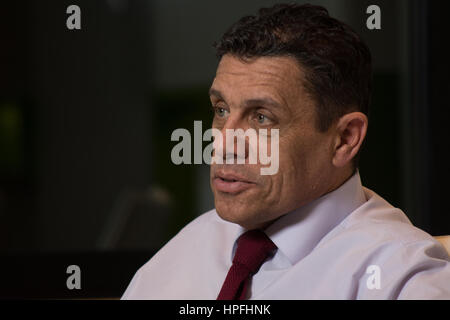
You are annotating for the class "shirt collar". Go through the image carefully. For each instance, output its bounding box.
[231,171,367,265]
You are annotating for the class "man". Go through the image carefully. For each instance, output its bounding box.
[122,3,450,299]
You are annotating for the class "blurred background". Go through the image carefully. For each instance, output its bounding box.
[0,0,449,298]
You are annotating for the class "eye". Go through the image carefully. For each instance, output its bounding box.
[255,111,274,125]
[256,113,267,124]
[214,106,228,118]
[252,110,276,127]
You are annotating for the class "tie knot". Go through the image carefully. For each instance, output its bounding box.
[233,230,277,274]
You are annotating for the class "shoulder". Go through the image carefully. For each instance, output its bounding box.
[132,207,238,273]
[122,208,238,299]
[174,208,221,236]
[322,187,450,298]
[318,185,448,266]
[146,208,223,257]
[338,187,442,246]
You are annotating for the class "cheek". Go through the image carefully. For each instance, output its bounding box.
[278,138,306,175]
[279,132,333,193]
[280,128,327,169]
[274,136,316,193]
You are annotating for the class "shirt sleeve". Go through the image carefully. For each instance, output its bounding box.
[354,237,450,299]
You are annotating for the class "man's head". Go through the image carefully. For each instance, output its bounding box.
[209,3,371,230]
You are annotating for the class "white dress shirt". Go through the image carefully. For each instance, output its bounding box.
[121,172,450,299]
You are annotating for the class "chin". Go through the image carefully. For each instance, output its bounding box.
[216,201,248,224]
[214,201,266,229]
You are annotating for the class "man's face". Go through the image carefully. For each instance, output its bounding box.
[209,55,336,230]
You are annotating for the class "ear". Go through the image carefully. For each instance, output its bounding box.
[332,112,368,168]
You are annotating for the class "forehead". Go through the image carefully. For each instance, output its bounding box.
[211,55,305,101]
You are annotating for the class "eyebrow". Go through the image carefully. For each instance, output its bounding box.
[244,98,281,110]
[209,88,283,111]
[209,88,224,100]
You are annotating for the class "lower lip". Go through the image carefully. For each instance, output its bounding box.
[213,177,255,194]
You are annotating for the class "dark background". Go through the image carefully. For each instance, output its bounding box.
[0,0,449,299]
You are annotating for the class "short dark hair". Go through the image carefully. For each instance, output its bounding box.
[214,3,372,137]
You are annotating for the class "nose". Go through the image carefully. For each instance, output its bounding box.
[214,116,251,164]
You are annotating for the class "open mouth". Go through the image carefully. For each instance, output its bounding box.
[219,177,239,182]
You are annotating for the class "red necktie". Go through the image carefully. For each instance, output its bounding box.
[217,229,277,300]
